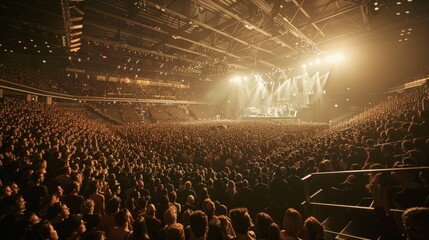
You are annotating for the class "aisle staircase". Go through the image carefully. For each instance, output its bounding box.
[302,167,429,240]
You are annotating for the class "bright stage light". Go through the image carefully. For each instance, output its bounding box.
[315,59,321,65]
[325,55,333,63]
[334,53,344,62]
[302,64,307,68]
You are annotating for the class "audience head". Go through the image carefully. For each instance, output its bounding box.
[182,208,193,227]
[4,194,26,214]
[255,212,274,239]
[190,210,208,239]
[186,195,195,206]
[131,216,150,240]
[80,199,95,215]
[26,219,59,240]
[268,223,281,240]
[282,208,303,237]
[146,204,156,217]
[115,208,132,227]
[164,206,178,225]
[402,207,429,240]
[79,230,106,240]
[47,202,69,221]
[166,223,185,240]
[106,196,121,215]
[303,216,324,240]
[207,216,227,240]
[61,214,86,239]
[229,208,252,235]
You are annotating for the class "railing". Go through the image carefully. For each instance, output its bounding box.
[374,136,429,147]
[301,166,429,239]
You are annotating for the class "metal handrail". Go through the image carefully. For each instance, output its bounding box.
[374,136,429,147]
[310,202,405,213]
[301,166,429,239]
[324,230,371,240]
[301,189,323,206]
[309,166,429,177]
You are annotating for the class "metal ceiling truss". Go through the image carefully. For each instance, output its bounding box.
[2,0,429,82]
[83,0,374,76]
[144,1,276,56]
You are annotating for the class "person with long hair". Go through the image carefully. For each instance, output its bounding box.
[302,217,324,240]
[225,181,240,209]
[281,208,303,240]
[108,209,133,240]
[254,212,274,240]
[86,180,105,216]
[218,215,236,240]
[268,223,281,240]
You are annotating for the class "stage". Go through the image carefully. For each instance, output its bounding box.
[239,116,297,121]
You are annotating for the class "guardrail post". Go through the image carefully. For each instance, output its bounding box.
[302,174,311,217]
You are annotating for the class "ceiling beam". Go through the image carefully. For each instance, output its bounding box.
[192,0,295,52]
[144,1,276,56]
[291,0,326,37]
[86,6,244,61]
[310,4,364,26]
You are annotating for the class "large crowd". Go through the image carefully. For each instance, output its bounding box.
[0,83,429,240]
[0,60,197,101]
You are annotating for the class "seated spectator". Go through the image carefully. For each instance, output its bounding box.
[158,206,178,240]
[169,191,181,216]
[9,211,41,240]
[80,199,101,231]
[60,214,86,240]
[302,217,324,240]
[254,212,274,240]
[218,215,236,239]
[207,216,228,240]
[145,204,162,240]
[60,181,84,215]
[79,230,106,240]
[99,196,121,232]
[229,208,256,240]
[166,223,185,240]
[128,216,150,240]
[47,202,70,239]
[22,171,48,213]
[268,223,281,240]
[280,208,302,240]
[25,219,59,240]
[190,210,208,240]
[108,208,133,240]
[86,180,105,216]
[402,207,429,240]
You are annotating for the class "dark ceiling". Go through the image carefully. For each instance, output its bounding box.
[1,0,429,82]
